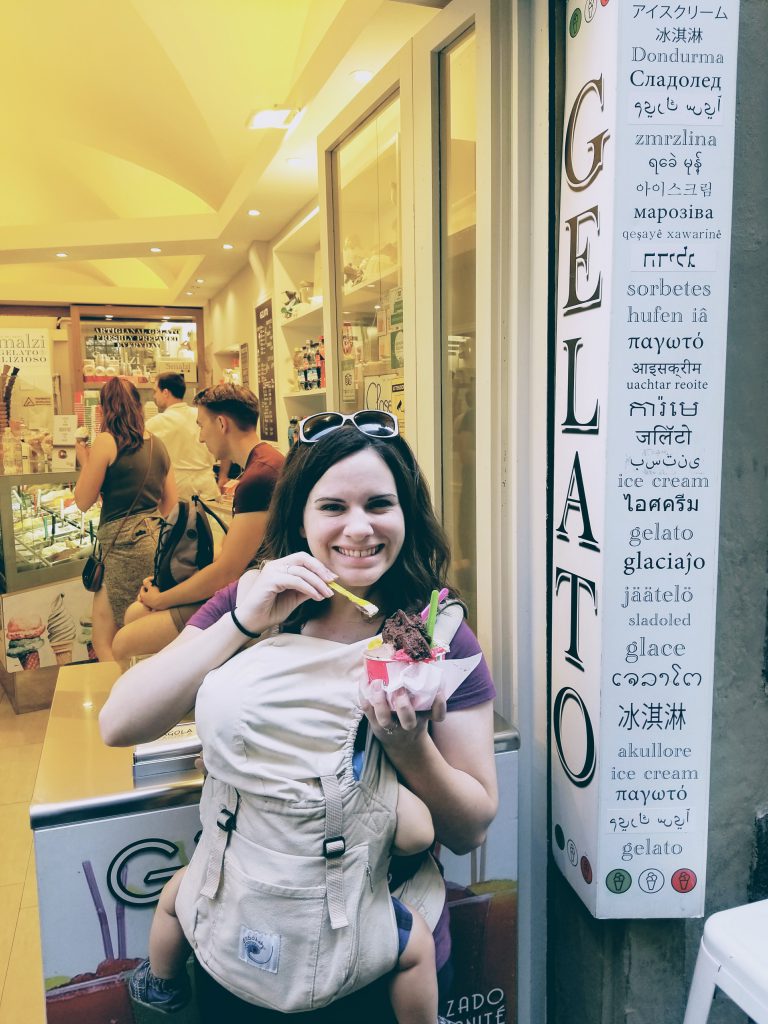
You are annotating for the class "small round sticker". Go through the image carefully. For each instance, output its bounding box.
[584,0,597,21]
[567,839,578,866]
[638,868,665,894]
[671,868,697,893]
[605,869,632,894]
[580,856,593,884]
[554,824,565,851]
[569,8,582,37]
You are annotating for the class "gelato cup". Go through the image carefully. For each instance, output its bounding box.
[363,645,448,712]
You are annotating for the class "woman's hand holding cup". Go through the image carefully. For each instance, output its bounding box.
[361,677,447,748]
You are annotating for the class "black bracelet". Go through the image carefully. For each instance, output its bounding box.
[230,608,260,638]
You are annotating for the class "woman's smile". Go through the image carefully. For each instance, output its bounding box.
[334,544,385,559]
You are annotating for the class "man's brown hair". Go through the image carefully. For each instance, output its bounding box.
[194,383,260,431]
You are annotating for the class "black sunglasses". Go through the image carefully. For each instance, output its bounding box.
[298,410,400,444]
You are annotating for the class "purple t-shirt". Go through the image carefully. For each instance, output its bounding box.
[189,582,495,705]
[188,582,496,968]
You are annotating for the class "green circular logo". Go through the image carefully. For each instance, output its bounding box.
[569,8,582,37]
[606,868,632,894]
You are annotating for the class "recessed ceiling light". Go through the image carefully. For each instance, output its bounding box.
[248,209,261,217]
[286,157,304,167]
[55,252,68,258]
[186,291,193,296]
[162,316,171,321]
[247,108,298,130]
[350,69,374,85]
[150,247,161,253]
[223,243,234,250]
[105,315,113,320]
[196,278,205,284]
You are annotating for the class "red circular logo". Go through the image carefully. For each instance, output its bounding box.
[580,856,593,884]
[671,868,697,893]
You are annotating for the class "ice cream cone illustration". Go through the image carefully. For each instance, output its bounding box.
[5,614,45,671]
[78,616,98,661]
[47,593,76,665]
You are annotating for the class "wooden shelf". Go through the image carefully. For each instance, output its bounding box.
[280,302,324,331]
[340,266,400,317]
[283,388,326,399]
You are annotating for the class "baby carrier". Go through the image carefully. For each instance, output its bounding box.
[174,603,466,1012]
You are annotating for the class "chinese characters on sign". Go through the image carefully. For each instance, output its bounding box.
[551,0,740,918]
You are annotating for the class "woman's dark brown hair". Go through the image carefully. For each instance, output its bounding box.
[99,377,145,454]
[257,425,453,627]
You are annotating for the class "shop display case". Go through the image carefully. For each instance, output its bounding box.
[0,471,99,592]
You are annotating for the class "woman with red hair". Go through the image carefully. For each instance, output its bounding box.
[75,376,176,661]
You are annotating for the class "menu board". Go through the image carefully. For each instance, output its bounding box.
[254,299,277,442]
[550,0,740,918]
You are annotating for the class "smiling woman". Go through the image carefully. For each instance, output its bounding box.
[99,415,498,1023]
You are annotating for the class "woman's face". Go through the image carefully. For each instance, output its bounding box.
[301,449,405,594]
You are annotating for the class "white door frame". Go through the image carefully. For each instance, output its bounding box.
[412,1,551,1022]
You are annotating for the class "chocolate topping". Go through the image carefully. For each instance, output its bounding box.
[381,609,433,660]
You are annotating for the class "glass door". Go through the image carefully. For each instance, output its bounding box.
[330,97,405,434]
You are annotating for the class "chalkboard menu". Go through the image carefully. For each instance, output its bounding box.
[255,299,277,442]
[550,0,740,919]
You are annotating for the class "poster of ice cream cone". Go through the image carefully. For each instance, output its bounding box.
[1,578,97,672]
[0,328,54,432]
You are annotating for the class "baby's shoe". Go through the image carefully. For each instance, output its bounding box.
[128,958,191,1014]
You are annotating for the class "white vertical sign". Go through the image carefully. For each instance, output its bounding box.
[551,0,740,918]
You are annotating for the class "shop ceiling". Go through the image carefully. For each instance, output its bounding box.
[0,0,441,310]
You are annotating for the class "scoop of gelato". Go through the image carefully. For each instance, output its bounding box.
[5,614,45,641]
[7,636,44,657]
[381,610,433,661]
[47,593,76,646]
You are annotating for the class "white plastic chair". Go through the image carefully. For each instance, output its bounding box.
[683,899,768,1023]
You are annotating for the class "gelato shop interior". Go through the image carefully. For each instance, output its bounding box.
[0,3,535,1023]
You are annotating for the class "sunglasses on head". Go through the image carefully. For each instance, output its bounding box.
[298,410,400,444]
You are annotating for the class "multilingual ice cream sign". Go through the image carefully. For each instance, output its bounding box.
[550,0,740,917]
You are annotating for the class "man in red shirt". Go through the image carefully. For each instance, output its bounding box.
[112,384,284,662]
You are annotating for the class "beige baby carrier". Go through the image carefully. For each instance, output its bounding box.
[175,606,463,1012]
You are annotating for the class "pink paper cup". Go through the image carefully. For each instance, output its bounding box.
[363,649,447,712]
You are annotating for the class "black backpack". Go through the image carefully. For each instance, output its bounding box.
[152,496,228,592]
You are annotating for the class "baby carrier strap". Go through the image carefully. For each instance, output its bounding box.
[200,781,239,900]
[320,773,348,929]
[431,598,465,650]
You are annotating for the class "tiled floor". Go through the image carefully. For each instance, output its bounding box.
[0,688,47,1024]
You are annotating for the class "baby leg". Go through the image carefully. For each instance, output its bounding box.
[149,866,189,979]
[389,899,438,1024]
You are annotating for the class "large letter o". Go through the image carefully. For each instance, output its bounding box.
[553,686,596,787]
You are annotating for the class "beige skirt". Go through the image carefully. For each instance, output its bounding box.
[97,511,161,628]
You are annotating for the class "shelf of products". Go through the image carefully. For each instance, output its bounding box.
[272,204,328,450]
[331,96,405,426]
[0,473,100,592]
[77,312,202,389]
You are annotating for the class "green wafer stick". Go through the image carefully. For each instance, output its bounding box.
[425,589,439,644]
